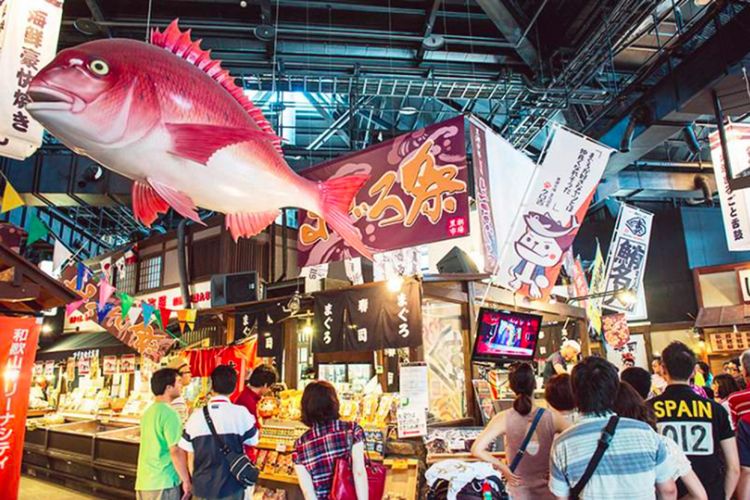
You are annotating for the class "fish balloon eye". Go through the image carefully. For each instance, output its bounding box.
[88,59,109,76]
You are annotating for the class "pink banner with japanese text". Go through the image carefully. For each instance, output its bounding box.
[0,316,40,500]
[298,116,469,266]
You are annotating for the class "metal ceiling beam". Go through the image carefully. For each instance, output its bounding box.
[303,92,351,145]
[306,96,372,151]
[475,0,539,71]
[84,0,113,38]
[597,170,716,200]
[417,0,443,61]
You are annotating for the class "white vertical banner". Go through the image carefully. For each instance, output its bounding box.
[495,126,613,300]
[0,0,65,160]
[601,204,653,313]
[470,117,537,273]
[373,247,420,282]
[344,257,364,285]
[709,124,750,251]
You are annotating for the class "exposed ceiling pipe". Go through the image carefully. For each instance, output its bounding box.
[693,174,714,207]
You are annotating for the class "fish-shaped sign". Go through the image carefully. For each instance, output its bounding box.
[26,19,372,258]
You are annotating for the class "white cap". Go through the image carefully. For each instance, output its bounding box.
[562,339,581,353]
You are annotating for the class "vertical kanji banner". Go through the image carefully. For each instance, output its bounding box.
[298,116,469,265]
[0,316,41,500]
[0,0,65,160]
[601,204,653,313]
[709,124,750,251]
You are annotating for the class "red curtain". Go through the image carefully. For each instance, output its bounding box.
[185,339,258,400]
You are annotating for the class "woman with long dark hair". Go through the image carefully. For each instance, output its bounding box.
[615,381,707,500]
[471,363,568,499]
[713,373,741,430]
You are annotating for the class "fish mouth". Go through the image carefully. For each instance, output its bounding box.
[26,86,79,112]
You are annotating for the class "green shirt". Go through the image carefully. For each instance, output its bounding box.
[135,401,183,491]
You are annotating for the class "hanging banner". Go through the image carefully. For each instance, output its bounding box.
[601,204,653,312]
[44,360,54,376]
[709,125,750,251]
[345,257,364,285]
[603,313,630,350]
[118,354,136,374]
[587,242,605,337]
[495,126,614,300]
[469,117,537,273]
[312,278,422,353]
[257,322,283,359]
[298,116,469,265]
[0,0,65,160]
[0,316,40,500]
[102,355,117,375]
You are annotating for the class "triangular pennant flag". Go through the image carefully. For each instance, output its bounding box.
[65,299,85,317]
[119,292,134,320]
[26,213,48,246]
[99,256,112,281]
[97,302,114,323]
[142,302,155,326]
[127,304,142,325]
[1,181,24,214]
[52,240,72,273]
[177,309,189,334]
[157,307,171,331]
[185,309,197,332]
[98,278,116,310]
[76,262,90,291]
[115,256,126,281]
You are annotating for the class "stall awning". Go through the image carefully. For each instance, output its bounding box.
[695,305,750,328]
[36,332,136,359]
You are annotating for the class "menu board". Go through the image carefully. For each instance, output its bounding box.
[710,331,750,353]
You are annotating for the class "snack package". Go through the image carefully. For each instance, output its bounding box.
[339,398,359,421]
[375,394,394,425]
[361,394,379,424]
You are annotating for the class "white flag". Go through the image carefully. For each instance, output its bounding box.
[0,0,66,160]
[127,305,142,326]
[345,258,364,285]
[52,239,72,272]
[99,256,112,281]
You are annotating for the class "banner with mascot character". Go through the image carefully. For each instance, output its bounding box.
[495,126,613,300]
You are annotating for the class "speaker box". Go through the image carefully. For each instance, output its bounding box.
[210,271,263,307]
[437,246,478,274]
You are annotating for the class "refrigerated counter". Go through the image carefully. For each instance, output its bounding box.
[23,415,140,499]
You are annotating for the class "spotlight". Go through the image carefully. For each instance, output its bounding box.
[387,275,404,292]
[301,318,313,337]
[615,288,638,306]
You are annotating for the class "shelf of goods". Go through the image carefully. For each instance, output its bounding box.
[23,412,140,499]
[256,419,388,486]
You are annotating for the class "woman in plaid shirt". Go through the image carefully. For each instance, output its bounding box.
[293,381,369,499]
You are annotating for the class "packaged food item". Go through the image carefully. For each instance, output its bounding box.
[265,451,279,473]
[339,397,359,421]
[256,449,269,471]
[361,394,379,424]
[375,394,394,425]
[258,396,279,419]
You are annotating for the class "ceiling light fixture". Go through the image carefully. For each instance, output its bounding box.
[399,106,418,116]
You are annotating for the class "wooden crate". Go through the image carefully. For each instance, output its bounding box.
[383,458,419,500]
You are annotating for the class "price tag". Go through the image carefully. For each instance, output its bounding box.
[448,439,465,451]
[275,443,287,453]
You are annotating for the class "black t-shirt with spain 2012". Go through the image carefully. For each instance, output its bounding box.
[649,384,735,500]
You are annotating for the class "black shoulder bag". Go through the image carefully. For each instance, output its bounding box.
[509,408,545,472]
[569,415,619,500]
[203,406,260,487]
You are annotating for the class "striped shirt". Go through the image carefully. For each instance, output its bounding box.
[726,387,750,428]
[549,413,676,499]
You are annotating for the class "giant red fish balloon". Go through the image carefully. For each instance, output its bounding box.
[26,20,372,259]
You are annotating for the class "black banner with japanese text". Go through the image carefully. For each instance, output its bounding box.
[313,278,422,353]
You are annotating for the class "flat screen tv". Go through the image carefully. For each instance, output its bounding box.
[471,308,542,364]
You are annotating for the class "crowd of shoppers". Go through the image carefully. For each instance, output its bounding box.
[469,341,750,500]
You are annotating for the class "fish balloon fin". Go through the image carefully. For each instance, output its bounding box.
[166,123,278,165]
[225,211,280,242]
[132,181,169,227]
[318,174,375,261]
[151,20,283,155]
[147,178,205,225]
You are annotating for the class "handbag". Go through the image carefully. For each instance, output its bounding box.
[569,415,619,500]
[203,406,260,488]
[508,408,545,472]
[329,424,387,500]
[427,477,508,500]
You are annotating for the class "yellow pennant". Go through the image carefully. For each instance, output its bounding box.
[185,309,197,332]
[177,309,189,334]
[1,181,24,214]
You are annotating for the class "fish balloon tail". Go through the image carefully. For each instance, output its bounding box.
[318,174,374,261]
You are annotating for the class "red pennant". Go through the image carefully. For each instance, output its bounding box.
[159,307,172,330]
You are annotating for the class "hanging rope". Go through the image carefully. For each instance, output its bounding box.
[145,0,153,42]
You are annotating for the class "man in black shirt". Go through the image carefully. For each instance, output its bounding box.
[542,339,580,383]
[650,342,739,500]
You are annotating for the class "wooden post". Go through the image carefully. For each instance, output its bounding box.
[465,281,480,425]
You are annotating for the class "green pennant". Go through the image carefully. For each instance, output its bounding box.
[26,213,48,246]
[119,292,134,320]
[154,310,164,331]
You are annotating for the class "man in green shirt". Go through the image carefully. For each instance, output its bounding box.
[136,368,192,500]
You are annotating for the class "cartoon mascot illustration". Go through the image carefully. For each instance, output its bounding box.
[508,212,578,299]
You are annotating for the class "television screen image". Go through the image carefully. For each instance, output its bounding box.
[472,308,542,363]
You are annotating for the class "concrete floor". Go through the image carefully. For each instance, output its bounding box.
[19,475,98,499]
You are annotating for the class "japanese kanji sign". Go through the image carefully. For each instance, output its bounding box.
[0,0,65,160]
[0,316,40,500]
[586,242,605,337]
[312,278,422,353]
[495,125,613,300]
[709,124,750,251]
[601,204,653,313]
[298,116,469,265]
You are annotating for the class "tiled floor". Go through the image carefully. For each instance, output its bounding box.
[19,475,98,499]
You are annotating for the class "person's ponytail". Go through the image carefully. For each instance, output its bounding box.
[513,392,532,415]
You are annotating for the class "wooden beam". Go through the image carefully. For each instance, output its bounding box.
[473,283,587,320]
[0,282,40,302]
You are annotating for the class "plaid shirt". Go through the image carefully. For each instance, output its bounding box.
[293,420,364,499]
